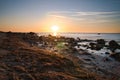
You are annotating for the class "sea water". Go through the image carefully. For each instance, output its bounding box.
[37,32,120,57]
[38,33,120,42]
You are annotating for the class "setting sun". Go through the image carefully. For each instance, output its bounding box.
[51,25,59,32]
[51,25,59,36]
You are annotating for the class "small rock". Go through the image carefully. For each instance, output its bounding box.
[84,59,91,61]
[105,52,110,54]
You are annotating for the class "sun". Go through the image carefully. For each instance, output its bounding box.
[51,25,59,36]
[51,25,59,32]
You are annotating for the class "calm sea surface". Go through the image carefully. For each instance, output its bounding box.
[38,33,120,42]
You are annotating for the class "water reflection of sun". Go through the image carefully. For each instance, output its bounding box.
[51,25,59,36]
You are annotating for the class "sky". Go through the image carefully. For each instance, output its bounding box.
[0,0,120,33]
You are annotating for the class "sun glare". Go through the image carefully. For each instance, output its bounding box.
[51,25,59,32]
[53,32,57,36]
[51,25,59,36]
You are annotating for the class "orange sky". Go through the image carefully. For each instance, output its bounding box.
[0,14,120,33]
[0,11,120,33]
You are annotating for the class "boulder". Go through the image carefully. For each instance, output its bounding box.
[109,40,120,52]
[96,39,105,50]
[89,42,102,50]
[105,52,110,54]
[96,39,105,45]
[89,42,96,50]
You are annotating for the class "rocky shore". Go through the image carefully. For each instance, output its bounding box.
[0,31,120,80]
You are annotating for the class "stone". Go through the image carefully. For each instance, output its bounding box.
[109,40,120,52]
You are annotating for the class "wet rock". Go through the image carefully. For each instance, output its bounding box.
[110,53,120,62]
[67,38,77,46]
[82,45,88,47]
[79,50,91,55]
[89,39,106,50]
[91,56,95,59]
[89,42,96,50]
[105,52,110,54]
[76,44,81,48]
[109,40,120,52]
[95,44,103,50]
[76,37,81,42]
[96,39,105,45]
[84,59,91,61]
[95,39,106,50]
[89,42,102,50]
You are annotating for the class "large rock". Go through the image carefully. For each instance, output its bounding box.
[89,42,96,50]
[109,40,120,52]
[96,39,105,50]
[89,42,102,50]
[96,39,105,45]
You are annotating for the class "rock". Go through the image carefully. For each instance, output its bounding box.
[82,45,88,47]
[89,42,102,50]
[95,44,103,50]
[109,40,120,52]
[105,52,110,54]
[91,56,95,59]
[89,39,115,51]
[89,42,96,50]
[79,50,91,55]
[77,44,81,48]
[110,53,120,62]
[96,39,105,45]
[96,39,105,50]
[68,38,77,46]
[77,37,81,42]
[84,59,91,61]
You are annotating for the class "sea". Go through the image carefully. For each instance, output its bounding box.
[38,33,120,42]
[37,32,120,57]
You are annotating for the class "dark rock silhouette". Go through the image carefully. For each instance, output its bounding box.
[96,39,105,46]
[109,40,120,52]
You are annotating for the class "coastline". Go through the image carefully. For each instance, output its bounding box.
[37,32,120,42]
[0,31,120,80]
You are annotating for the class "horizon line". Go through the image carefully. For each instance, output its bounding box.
[0,31,120,34]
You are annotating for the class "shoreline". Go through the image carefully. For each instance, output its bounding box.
[37,32,120,42]
[0,31,120,80]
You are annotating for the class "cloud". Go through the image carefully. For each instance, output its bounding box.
[48,14,67,19]
[48,11,120,23]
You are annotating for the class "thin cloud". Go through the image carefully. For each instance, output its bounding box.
[48,11,120,23]
[49,14,67,19]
